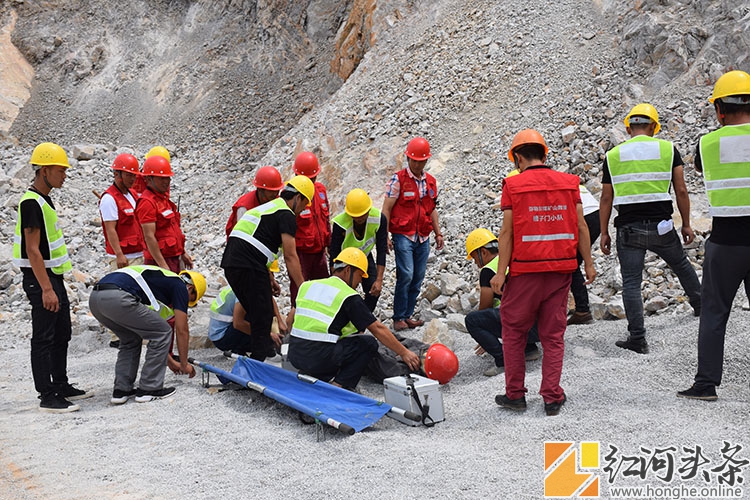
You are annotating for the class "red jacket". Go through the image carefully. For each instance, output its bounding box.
[135,188,185,259]
[388,169,438,238]
[100,184,145,256]
[225,190,261,238]
[295,181,331,254]
[503,167,580,276]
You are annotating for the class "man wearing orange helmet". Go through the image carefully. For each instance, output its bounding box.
[224,166,284,238]
[600,103,700,354]
[491,130,595,417]
[135,155,193,273]
[382,137,444,332]
[679,70,750,401]
[289,151,331,305]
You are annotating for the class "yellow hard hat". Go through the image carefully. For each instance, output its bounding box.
[333,247,369,278]
[179,270,206,307]
[269,259,280,273]
[624,103,661,135]
[145,146,171,163]
[709,70,750,104]
[505,168,521,178]
[345,188,373,217]
[30,142,71,168]
[465,228,497,260]
[285,175,315,203]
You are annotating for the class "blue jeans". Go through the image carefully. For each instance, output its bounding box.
[616,222,701,340]
[392,233,430,321]
[464,307,539,367]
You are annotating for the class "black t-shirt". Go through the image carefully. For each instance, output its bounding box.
[694,143,750,246]
[19,187,53,275]
[329,213,388,267]
[330,294,377,334]
[221,207,297,269]
[98,269,189,313]
[479,265,502,303]
[601,146,682,227]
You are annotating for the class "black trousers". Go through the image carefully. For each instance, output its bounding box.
[224,265,275,360]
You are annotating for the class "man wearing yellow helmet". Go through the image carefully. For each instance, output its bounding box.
[13,142,92,413]
[288,248,420,390]
[89,265,206,404]
[679,70,750,402]
[600,103,701,354]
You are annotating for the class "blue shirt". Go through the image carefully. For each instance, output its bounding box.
[99,269,189,313]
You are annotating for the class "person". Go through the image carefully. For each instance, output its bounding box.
[288,151,331,304]
[13,142,92,413]
[567,185,601,325]
[135,155,193,273]
[382,137,444,331]
[224,166,284,238]
[491,129,595,417]
[221,175,312,360]
[287,248,421,390]
[99,153,146,348]
[599,103,701,354]
[463,228,540,377]
[132,146,169,195]
[329,188,388,311]
[89,265,206,404]
[679,70,750,401]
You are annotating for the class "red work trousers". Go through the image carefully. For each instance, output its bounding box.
[499,272,571,403]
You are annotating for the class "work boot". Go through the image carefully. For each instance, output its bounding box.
[567,311,593,325]
[393,320,408,331]
[677,384,717,401]
[495,394,527,411]
[544,394,567,416]
[615,338,649,354]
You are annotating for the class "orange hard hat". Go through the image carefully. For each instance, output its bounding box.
[253,166,284,190]
[111,153,139,174]
[142,155,173,177]
[422,343,459,384]
[293,151,320,177]
[405,137,431,161]
[508,129,548,161]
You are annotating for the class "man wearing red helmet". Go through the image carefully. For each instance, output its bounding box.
[382,137,444,332]
[224,166,284,239]
[135,155,193,273]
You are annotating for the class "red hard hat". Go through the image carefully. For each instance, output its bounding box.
[405,137,432,161]
[253,166,284,190]
[293,151,320,177]
[142,155,173,177]
[112,153,139,174]
[422,343,459,384]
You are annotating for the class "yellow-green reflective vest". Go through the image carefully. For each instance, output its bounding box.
[13,190,72,275]
[230,198,290,268]
[290,276,359,343]
[113,265,175,320]
[699,124,750,217]
[607,135,674,206]
[210,286,236,324]
[332,207,382,256]
[481,255,501,309]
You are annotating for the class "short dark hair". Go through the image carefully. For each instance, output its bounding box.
[280,190,297,201]
[513,143,546,161]
[718,98,750,116]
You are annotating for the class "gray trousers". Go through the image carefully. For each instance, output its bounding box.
[89,289,172,392]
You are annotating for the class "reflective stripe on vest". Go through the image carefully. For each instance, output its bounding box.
[481,256,501,309]
[210,286,236,323]
[113,265,176,318]
[607,136,674,206]
[699,124,750,217]
[13,191,72,274]
[230,197,290,267]
[332,208,381,256]
[290,277,359,343]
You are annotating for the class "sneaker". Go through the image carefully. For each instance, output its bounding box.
[55,383,93,401]
[615,338,649,354]
[495,394,527,411]
[135,387,176,403]
[111,388,137,405]
[677,384,718,401]
[405,318,424,328]
[545,394,567,416]
[393,320,408,331]
[483,364,504,377]
[567,311,594,325]
[524,344,541,361]
[39,394,80,414]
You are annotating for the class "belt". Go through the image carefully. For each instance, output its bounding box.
[92,283,123,291]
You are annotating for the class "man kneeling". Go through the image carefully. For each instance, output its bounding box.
[288,248,420,390]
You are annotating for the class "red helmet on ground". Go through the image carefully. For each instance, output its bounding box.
[111,153,139,174]
[422,343,459,384]
[293,151,320,177]
[405,137,432,161]
[253,166,284,190]
[142,155,173,177]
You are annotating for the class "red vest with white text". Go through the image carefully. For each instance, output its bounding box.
[295,182,331,254]
[136,187,185,259]
[388,169,438,238]
[506,167,579,276]
[101,184,145,256]
[225,190,260,238]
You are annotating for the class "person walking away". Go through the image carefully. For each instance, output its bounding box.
[567,185,601,325]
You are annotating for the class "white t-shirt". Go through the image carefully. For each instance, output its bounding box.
[100,191,143,258]
[579,186,599,216]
